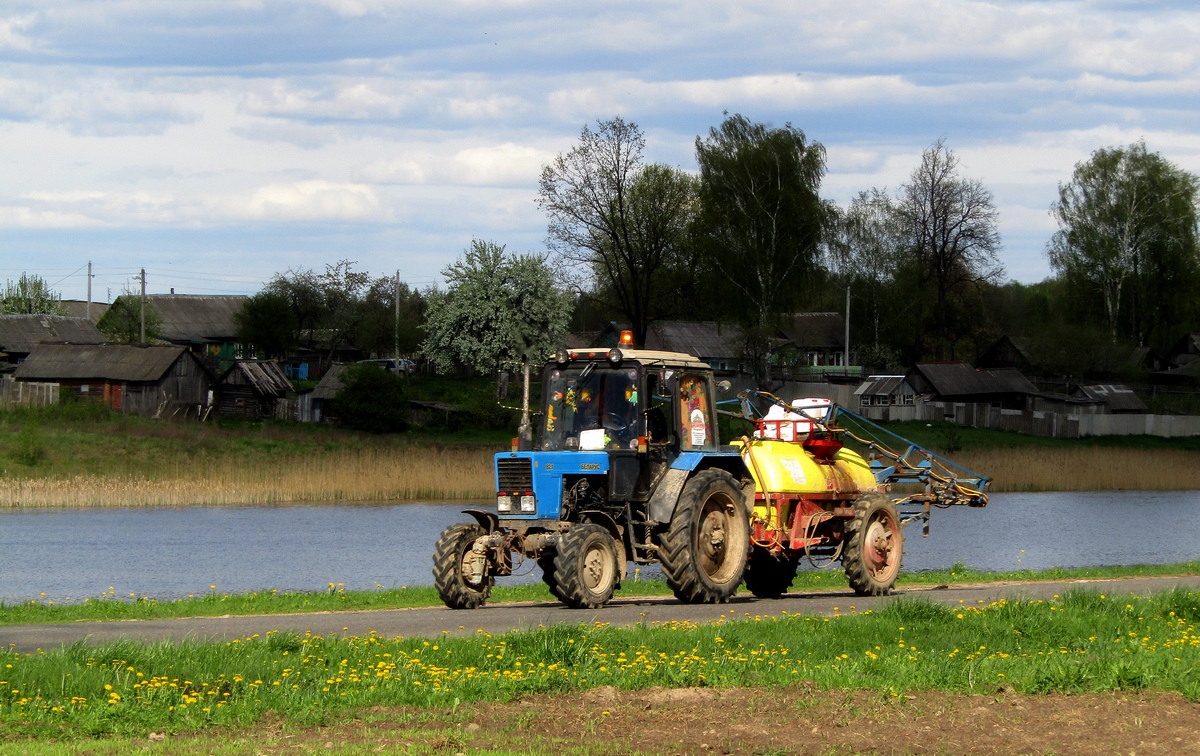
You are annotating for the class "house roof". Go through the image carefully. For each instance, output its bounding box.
[59,300,110,323]
[13,344,191,382]
[779,313,845,349]
[910,362,1038,397]
[219,360,292,396]
[146,294,247,343]
[1075,384,1148,413]
[0,314,105,355]
[854,375,908,396]
[644,321,744,359]
[310,363,349,400]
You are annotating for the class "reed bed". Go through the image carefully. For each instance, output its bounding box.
[956,447,1200,492]
[3,444,1199,508]
[0,446,495,508]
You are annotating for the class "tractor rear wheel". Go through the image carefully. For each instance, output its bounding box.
[659,469,749,604]
[843,492,903,596]
[432,522,493,609]
[553,523,619,609]
[744,546,799,599]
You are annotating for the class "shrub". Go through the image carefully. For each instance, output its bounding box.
[333,364,410,433]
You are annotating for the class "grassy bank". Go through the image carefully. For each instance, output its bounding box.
[4,562,1198,627]
[2,588,1198,742]
[3,399,1200,507]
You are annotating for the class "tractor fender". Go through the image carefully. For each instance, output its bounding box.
[648,456,754,525]
[462,508,500,533]
[647,468,690,524]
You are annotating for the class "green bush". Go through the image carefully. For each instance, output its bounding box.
[333,364,410,433]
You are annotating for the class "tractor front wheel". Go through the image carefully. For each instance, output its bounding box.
[744,546,799,599]
[432,522,493,609]
[659,469,749,604]
[553,524,619,609]
[843,492,903,596]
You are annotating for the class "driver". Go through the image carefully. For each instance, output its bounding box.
[601,369,639,449]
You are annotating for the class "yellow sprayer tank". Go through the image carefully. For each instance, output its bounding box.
[734,437,877,499]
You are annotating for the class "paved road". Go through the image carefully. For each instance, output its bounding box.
[4,575,1199,654]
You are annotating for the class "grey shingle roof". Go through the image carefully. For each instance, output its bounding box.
[145,295,248,342]
[0,315,105,355]
[911,362,1037,397]
[1075,384,1148,413]
[780,313,845,349]
[645,321,744,359]
[13,344,190,382]
[310,363,349,400]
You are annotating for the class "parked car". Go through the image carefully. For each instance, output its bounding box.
[356,358,415,376]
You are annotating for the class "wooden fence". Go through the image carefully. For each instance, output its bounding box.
[0,380,59,410]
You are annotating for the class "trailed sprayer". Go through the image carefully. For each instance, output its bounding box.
[433,338,989,609]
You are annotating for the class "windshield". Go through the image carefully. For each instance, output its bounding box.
[540,364,641,450]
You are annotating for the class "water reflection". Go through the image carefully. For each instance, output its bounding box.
[1,491,1197,603]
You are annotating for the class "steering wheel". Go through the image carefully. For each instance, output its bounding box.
[602,411,630,435]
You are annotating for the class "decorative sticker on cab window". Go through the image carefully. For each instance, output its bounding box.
[689,408,707,446]
[546,404,556,432]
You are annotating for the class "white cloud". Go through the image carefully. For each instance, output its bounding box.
[241,180,382,220]
[0,14,37,52]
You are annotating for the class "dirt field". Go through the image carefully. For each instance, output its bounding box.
[100,685,1200,755]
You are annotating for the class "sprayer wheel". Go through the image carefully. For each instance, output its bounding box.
[843,492,903,596]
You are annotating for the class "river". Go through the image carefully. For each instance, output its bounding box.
[2,491,1198,603]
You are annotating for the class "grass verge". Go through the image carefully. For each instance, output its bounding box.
[1,587,1198,741]
[4,562,1198,627]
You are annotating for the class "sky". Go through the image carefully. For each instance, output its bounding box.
[1,0,1197,302]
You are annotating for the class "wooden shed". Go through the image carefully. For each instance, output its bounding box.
[215,360,292,418]
[0,314,104,370]
[13,343,211,417]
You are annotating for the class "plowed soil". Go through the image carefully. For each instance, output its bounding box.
[131,685,1200,755]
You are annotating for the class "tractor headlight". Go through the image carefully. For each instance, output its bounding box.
[496,495,512,512]
[519,494,536,512]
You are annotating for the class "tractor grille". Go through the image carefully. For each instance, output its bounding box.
[496,458,534,493]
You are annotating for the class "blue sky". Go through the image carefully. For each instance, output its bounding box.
[1,0,1197,301]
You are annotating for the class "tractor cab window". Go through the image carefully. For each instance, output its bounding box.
[679,374,716,450]
[541,364,641,450]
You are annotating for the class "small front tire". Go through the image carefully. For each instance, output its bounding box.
[553,523,619,609]
[432,522,493,609]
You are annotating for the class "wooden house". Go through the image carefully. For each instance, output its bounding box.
[148,294,247,373]
[853,375,917,420]
[0,314,104,371]
[13,343,210,416]
[644,321,746,373]
[1072,384,1149,414]
[906,362,1038,411]
[215,360,292,418]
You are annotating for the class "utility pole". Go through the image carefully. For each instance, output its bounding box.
[139,268,146,345]
[394,270,400,362]
[844,285,851,374]
[86,261,92,321]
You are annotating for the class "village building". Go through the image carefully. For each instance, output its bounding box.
[0,314,104,371]
[13,343,211,416]
[905,362,1039,411]
[1071,384,1149,414]
[214,359,292,418]
[147,294,247,374]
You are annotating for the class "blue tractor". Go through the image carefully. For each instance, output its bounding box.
[433,344,753,609]
[432,344,990,609]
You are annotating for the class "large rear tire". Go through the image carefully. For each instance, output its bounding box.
[658,469,749,604]
[843,492,903,596]
[744,546,798,599]
[432,522,492,609]
[553,523,619,609]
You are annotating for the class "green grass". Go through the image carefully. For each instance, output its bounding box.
[2,588,1198,741]
[4,562,1197,627]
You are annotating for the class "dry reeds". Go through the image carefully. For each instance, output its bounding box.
[4,445,1199,509]
[955,447,1200,492]
[1,446,495,508]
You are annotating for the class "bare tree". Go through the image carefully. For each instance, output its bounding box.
[899,139,1003,359]
[538,117,698,346]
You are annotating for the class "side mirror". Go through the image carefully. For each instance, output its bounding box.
[717,380,732,393]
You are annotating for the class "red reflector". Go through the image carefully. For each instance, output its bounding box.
[498,491,507,496]
[525,491,533,496]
